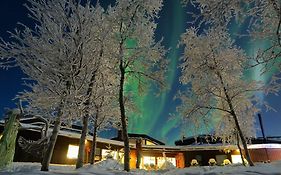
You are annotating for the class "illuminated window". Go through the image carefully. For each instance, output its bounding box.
[101,149,123,162]
[0,134,2,140]
[146,140,155,145]
[231,155,242,164]
[67,145,79,159]
[143,156,156,166]
[157,157,176,167]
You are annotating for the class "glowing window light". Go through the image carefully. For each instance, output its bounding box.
[143,156,156,165]
[146,140,155,145]
[0,134,2,140]
[231,155,243,164]
[67,145,79,159]
[101,149,122,161]
[157,157,176,167]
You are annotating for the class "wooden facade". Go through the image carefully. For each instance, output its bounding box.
[249,148,281,162]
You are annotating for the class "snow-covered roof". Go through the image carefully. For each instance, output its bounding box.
[248,143,281,149]
[142,143,281,152]
[180,144,238,151]
[58,129,135,148]
[142,145,182,151]
[1,120,136,148]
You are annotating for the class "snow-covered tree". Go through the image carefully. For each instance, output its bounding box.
[177,27,263,166]
[0,0,103,171]
[73,2,117,169]
[88,72,120,165]
[183,0,281,72]
[107,0,167,171]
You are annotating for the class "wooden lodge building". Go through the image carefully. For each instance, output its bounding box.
[1,117,281,169]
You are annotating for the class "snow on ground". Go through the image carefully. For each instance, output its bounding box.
[93,158,123,170]
[158,161,176,170]
[0,160,281,175]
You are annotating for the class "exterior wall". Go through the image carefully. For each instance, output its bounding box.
[130,149,137,169]
[249,148,281,162]
[53,136,124,165]
[14,129,42,163]
[267,148,281,161]
[175,152,185,168]
[184,150,232,166]
[51,135,81,164]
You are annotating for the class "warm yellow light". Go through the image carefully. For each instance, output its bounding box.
[143,156,156,165]
[231,155,242,164]
[157,157,176,167]
[67,145,79,159]
[146,140,155,145]
[0,134,2,140]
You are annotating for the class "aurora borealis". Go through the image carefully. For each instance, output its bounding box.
[126,0,281,145]
[126,0,187,144]
[1,0,281,145]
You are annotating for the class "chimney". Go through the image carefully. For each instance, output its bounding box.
[117,130,123,141]
[258,113,266,142]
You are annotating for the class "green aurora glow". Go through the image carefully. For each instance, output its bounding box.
[127,0,186,145]
[126,1,281,145]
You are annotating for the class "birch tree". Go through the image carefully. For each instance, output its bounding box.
[178,27,263,166]
[183,0,281,72]
[74,2,115,169]
[0,0,101,171]
[107,0,167,171]
[75,27,119,167]
[88,72,119,165]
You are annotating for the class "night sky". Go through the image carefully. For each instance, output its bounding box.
[0,0,281,145]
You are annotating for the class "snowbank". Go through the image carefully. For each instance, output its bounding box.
[159,161,176,170]
[93,158,123,171]
[163,161,281,175]
[0,161,281,175]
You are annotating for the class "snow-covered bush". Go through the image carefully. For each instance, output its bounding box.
[144,163,156,170]
[190,159,199,166]
[159,161,176,170]
[223,159,231,166]
[95,159,123,170]
[208,158,217,166]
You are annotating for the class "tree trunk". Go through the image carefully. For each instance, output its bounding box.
[217,71,254,166]
[232,112,254,166]
[0,111,20,169]
[76,115,89,169]
[119,63,130,172]
[76,47,102,169]
[136,138,142,169]
[41,112,62,171]
[90,115,98,165]
[236,132,246,166]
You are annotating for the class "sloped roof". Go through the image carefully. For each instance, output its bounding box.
[111,133,165,145]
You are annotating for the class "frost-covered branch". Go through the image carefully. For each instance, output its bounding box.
[177,27,262,165]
